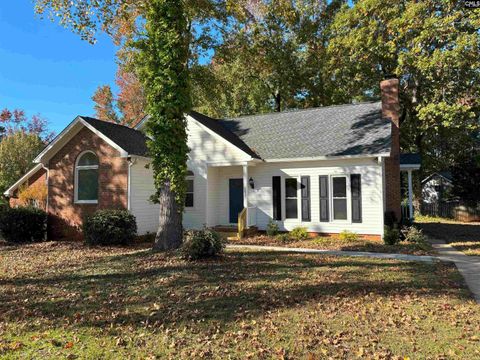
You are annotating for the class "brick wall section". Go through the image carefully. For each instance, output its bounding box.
[381,78,401,221]
[47,127,128,240]
[9,168,47,210]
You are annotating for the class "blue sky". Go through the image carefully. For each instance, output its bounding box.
[0,1,118,134]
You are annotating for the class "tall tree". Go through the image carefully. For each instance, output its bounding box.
[92,85,119,123]
[0,108,53,141]
[116,66,146,127]
[91,66,146,127]
[34,0,227,249]
[133,0,191,250]
[192,0,347,117]
[0,109,52,195]
[327,0,480,176]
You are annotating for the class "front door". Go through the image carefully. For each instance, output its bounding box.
[229,179,244,223]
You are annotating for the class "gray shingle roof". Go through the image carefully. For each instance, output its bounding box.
[81,116,149,157]
[217,102,391,160]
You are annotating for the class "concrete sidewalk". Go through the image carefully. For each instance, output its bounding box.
[227,244,437,262]
[227,243,480,303]
[429,239,480,303]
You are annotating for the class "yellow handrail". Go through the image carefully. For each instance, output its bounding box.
[238,208,247,240]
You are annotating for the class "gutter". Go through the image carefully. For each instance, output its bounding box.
[127,157,137,211]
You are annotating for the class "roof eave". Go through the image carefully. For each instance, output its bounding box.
[263,153,390,163]
[3,163,44,197]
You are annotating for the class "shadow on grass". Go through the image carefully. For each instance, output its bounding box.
[417,222,480,244]
[0,248,470,333]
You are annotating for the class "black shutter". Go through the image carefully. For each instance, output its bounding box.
[301,176,311,221]
[319,176,329,222]
[272,176,282,220]
[351,174,362,223]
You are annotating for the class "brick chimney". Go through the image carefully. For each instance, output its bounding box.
[380,78,401,221]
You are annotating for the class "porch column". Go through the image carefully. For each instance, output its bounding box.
[408,169,413,220]
[242,164,249,209]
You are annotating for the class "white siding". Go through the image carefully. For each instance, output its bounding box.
[213,158,385,236]
[129,116,385,236]
[129,158,159,235]
[129,117,252,233]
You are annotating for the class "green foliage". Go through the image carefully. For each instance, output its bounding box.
[83,210,137,246]
[192,0,346,117]
[339,230,359,242]
[328,0,480,174]
[383,225,400,246]
[401,226,427,245]
[181,229,224,260]
[276,233,291,243]
[289,226,309,241]
[133,0,191,208]
[0,132,45,194]
[0,206,47,243]
[266,220,279,237]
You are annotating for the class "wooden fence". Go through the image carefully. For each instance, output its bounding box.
[420,201,480,222]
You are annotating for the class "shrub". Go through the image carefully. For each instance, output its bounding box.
[402,226,427,244]
[290,226,309,241]
[266,220,279,236]
[383,225,400,245]
[0,206,47,243]
[83,210,137,245]
[339,230,359,242]
[276,233,291,243]
[181,229,224,260]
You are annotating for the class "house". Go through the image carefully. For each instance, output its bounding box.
[4,78,420,240]
[422,171,454,203]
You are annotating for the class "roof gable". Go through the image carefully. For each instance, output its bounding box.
[34,116,149,163]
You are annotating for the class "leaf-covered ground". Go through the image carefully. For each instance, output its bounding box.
[1,241,479,359]
[231,235,432,255]
[417,216,480,256]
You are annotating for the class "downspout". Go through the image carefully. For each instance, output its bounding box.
[40,163,50,213]
[40,163,49,241]
[379,156,386,238]
[127,157,137,211]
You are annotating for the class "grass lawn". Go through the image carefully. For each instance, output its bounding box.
[231,235,433,255]
[416,215,480,256]
[1,241,479,359]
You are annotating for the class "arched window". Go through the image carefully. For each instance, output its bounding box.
[75,151,99,204]
[185,170,194,208]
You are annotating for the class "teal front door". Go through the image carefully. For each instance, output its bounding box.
[229,179,244,223]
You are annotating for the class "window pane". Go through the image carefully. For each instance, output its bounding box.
[333,199,347,220]
[285,178,297,198]
[78,152,98,166]
[186,179,194,193]
[286,199,298,219]
[333,177,347,197]
[185,193,194,207]
[77,169,98,201]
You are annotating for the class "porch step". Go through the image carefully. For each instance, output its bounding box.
[213,226,239,241]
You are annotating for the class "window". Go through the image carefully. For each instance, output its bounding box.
[75,151,99,203]
[285,178,298,219]
[332,176,347,220]
[185,170,194,208]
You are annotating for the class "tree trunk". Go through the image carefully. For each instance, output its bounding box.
[153,180,183,251]
[274,92,281,112]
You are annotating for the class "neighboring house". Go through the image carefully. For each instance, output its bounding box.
[4,78,419,240]
[422,171,454,203]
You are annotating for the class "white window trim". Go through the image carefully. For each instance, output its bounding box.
[74,150,99,204]
[185,171,195,210]
[284,176,300,220]
[330,175,351,223]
